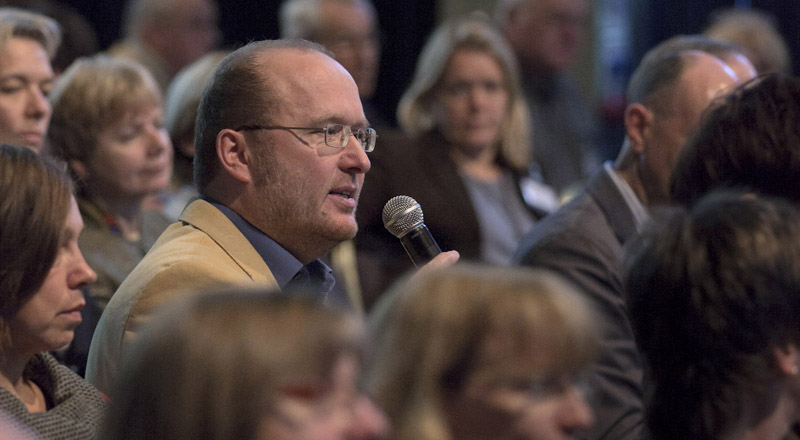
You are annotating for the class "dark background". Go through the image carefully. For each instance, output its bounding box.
[36,0,800,126]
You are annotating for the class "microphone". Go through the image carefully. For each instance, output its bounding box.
[382,195,441,268]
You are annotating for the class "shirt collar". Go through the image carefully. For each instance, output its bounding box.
[603,162,649,231]
[199,195,335,296]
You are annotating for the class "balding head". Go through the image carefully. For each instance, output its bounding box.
[618,50,739,206]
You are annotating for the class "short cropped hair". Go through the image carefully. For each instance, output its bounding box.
[0,144,72,339]
[368,263,598,440]
[626,49,688,116]
[48,55,162,169]
[0,7,61,58]
[193,39,330,193]
[279,0,376,39]
[397,15,531,170]
[626,191,800,440]
[670,74,800,206]
[102,291,365,440]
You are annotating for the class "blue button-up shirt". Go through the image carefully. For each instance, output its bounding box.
[201,196,335,298]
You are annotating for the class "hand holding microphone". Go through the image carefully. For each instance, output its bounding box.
[382,195,458,268]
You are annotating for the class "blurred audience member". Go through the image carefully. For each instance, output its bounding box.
[671,74,800,206]
[356,15,556,309]
[627,192,800,440]
[496,0,599,195]
[0,145,107,438]
[279,0,386,127]
[513,43,739,440]
[368,264,598,440]
[705,7,791,75]
[0,7,59,153]
[161,50,227,220]
[4,0,98,75]
[101,291,388,440]
[645,34,757,82]
[108,0,220,91]
[47,55,173,311]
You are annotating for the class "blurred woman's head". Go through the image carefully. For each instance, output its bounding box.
[103,291,388,440]
[0,8,60,153]
[368,264,598,440]
[48,54,172,202]
[0,144,95,352]
[397,15,530,170]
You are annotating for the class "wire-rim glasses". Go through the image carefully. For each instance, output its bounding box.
[235,124,377,152]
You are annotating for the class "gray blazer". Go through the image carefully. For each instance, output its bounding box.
[513,169,643,440]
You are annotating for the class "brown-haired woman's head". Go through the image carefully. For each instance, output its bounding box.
[104,290,389,440]
[368,264,598,440]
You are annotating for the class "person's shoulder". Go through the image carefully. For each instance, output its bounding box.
[513,191,616,263]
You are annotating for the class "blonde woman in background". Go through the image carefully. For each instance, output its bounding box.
[356,15,557,310]
[368,264,598,440]
[47,55,173,311]
[0,7,59,153]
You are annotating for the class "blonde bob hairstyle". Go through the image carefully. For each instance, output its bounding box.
[397,15,531,171]
[367,264,598,440]
[0,7,61,58]
[102,290,366,440]
[47,55,162,169]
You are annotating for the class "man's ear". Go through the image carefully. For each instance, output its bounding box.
[773,344,800,377]
[69,159,89,181]
[216,129,254,184]
[624,103,654,156]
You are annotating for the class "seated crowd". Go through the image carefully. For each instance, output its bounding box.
[1,2,799,440]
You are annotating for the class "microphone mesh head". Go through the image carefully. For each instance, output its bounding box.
[382,195,424,238]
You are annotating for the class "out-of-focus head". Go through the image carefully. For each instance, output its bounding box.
[103,291,388,440]
[280,0,380,99]
[194,40,371,263]
[165,50,228,161]
[705,7,791,75]
[619,48,738,206]
[626,191,800,440]
[495,0,587,75]
[397,15,531,171]
[0,7,60,153]
[122,0,220,74]
[0,144,95,351]
[368,264,598,440]
[671,74,800,207]
[645,34,757,82]
[48,55,172,201]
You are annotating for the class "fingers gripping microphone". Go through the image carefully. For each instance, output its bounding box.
[382,195,442,268]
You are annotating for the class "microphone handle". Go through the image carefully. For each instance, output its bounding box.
[399,224,442,268]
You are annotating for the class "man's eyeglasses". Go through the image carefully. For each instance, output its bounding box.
[235,124,377,152]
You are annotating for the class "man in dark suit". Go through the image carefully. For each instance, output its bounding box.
[512,46,740,439]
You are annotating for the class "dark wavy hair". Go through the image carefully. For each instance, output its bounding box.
[670,73,800,206]
[626,191,800,440]
[0,145,72,335]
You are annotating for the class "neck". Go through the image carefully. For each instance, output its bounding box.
[722,385,796,440]
[0,347,44,411]
[88,193,144,239]
[450,143,501,182]
[614,161,649,207]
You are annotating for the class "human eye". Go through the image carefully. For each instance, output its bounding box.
[325,124,345,136]
[483,80,505,94]
[443,82,470,97]
[40,80,53,98]
[0,78,24,94]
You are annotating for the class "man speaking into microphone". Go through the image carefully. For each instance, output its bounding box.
[86,39,458,395]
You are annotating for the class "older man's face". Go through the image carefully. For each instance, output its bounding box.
[640,52,739,206]
[504,0,588,74]
[316,1,380,99]
[245,49,371,262]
